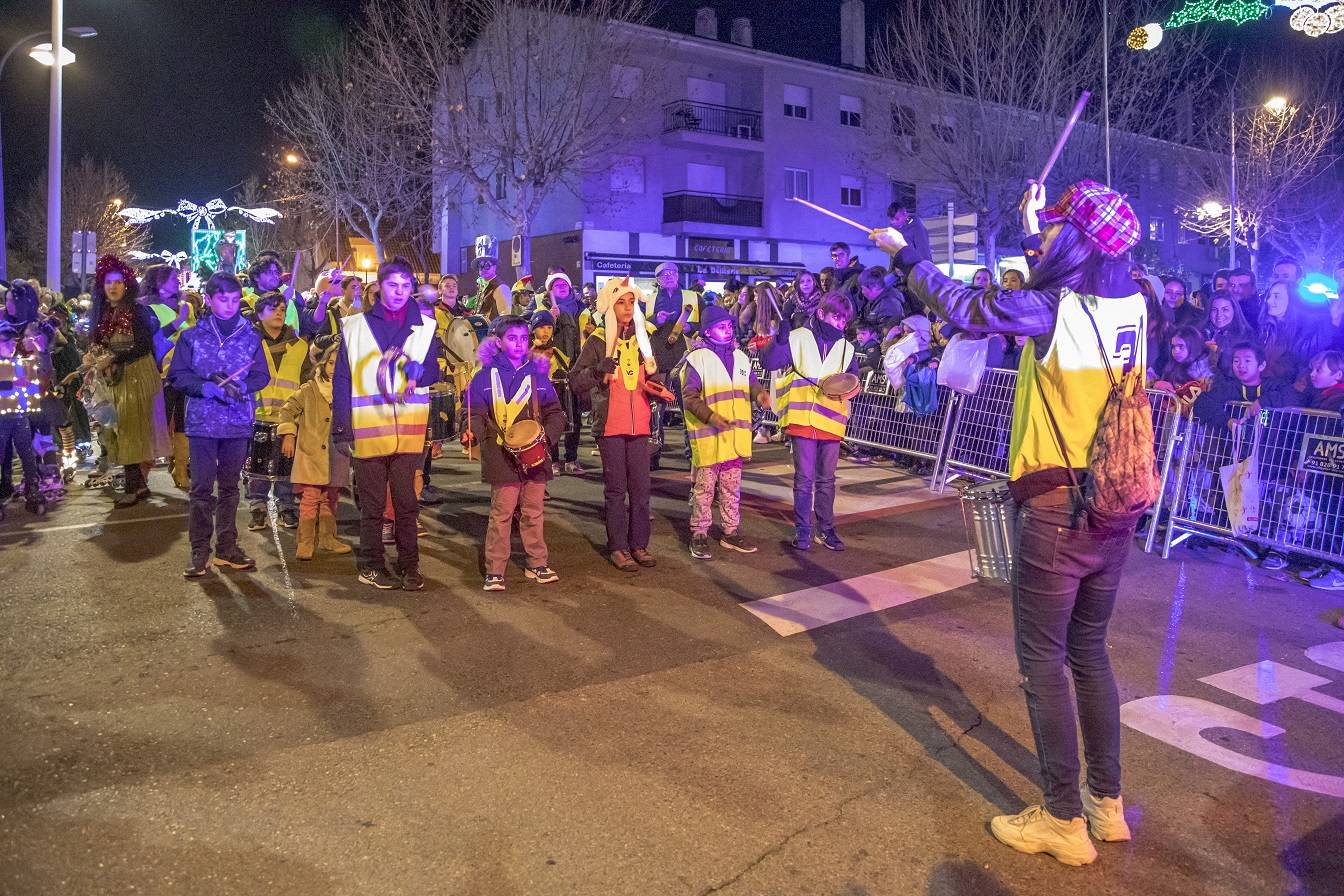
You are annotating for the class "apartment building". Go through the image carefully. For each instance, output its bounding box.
[436,1,1222,292]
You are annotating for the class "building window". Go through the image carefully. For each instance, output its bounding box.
[493,172,507,200]
[611,64,642,100]
[931,114,955,143]
[783,83,811,120]
[1147,158,1162,180]
[1148,217,1166,242]
[840,175,864,208]
[784,168,811,201]
[610,154,645,193]
[840,95,863,128]
[891,181,917,212]
[891,104,919,151]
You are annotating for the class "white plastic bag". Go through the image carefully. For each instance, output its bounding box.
[937,333,990,394]
[1219,422,1261,537]
[883,334,920,389]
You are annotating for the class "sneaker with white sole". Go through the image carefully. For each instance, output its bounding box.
[989,805,1097,866]
[1080,788,1131,842]
[689,534,713,560]
[525,565,559,584]
[1308,567,1344,590]
[483,574,506,592]
[719,531,757,553]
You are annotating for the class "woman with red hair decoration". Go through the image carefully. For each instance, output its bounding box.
[87,255,170,507]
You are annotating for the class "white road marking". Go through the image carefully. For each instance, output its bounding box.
[742,551,975,636]
[0,512,189,535]
[740,462,935,516]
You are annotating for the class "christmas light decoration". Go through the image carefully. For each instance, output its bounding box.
[1278,1,1344,36]
[1128,23,1165,48]
[117,198,281,230]
[1163,0,1269,28]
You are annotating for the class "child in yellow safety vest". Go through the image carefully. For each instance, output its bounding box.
[761,290,860,553]
[248,290,310,531]
[679,305,768,560]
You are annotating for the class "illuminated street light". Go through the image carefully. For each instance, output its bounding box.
[285,152,301,166]
[27,42,75,66]
[1201,200,1225,217]
[1263,95,1289,115]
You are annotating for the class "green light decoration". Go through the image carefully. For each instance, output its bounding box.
[191,229,248,275]
[1163,0,1268,29]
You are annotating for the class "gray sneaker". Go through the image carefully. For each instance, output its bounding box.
[719,531,757,553]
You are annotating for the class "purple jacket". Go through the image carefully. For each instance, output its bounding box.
[168,314,269,439]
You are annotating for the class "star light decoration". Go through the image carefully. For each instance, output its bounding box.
[1129,0,1269,50]
[1276,0,1344,36]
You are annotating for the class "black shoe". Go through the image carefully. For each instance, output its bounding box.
[183,554,211,578]
[689,534,713,560]
[248,508,268,530]
[114,487,150,508]
[401,568,425,591]
[213,548,257,571]
[359,566,399,590]
[278,508,300,529]
[418,485,447,506]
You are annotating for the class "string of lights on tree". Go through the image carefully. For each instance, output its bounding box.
[1128,0,1344,49]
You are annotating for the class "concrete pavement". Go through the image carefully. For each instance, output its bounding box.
[1,443,1341,894]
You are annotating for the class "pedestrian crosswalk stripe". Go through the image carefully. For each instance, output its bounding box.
[741,551,975,636]
[739,462,937,519]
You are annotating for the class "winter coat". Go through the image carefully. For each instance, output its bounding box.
[1193,373,1300,430]
[467,337,566,485]
[569,326,661,439]
[168,314,268,439]
[330,300,441,448]
[276,376,349,487]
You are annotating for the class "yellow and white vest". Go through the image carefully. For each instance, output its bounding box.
[344,311,436,458]
[1010,288,1147,480]
[682,346,753,467]
[777,328,853,438]
[257,335,309,421]
[149,301,195,374]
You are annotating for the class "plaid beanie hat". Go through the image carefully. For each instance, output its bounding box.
[1037,180,1140,258]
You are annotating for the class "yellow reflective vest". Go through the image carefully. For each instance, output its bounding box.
[681,346,753,467]
[257,333,309,421]
[148,301,195,374]
[777,327,853,438]
[343,311,435,458]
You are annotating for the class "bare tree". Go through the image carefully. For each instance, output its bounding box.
[359,0,655,277]
[265,43,429,264]
[229,171,338,287]
[869,0,1218,267]
[1175,59,1342,270]
[12,156,149,281]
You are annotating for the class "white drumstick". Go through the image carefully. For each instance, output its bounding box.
[787,197,872,235]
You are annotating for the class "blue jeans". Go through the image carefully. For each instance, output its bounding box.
[248,472,295,511]
[791,436,840,534]
[188,436,249,556]
[1012,490,1132,820]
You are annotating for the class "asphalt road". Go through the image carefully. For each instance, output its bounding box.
[1,440,1341,895]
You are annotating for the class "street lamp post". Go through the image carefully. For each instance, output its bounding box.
[0,24,94,282]
[46,0,63,293]
[1227,94,1288,270]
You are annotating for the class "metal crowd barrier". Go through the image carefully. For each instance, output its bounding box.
[1162,403,1344,565]
[844,371,957,464]
[933,367,1018,486]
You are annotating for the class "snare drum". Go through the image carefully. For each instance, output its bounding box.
[819,372,861,400]
[428,389,456,443]
[245,421,293,482]
[503,418,549,473]
[959,480,1017,583]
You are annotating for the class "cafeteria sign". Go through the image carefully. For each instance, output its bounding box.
[1300,433,1344,477]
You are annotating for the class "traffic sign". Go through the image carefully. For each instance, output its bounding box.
[71,230,97,276]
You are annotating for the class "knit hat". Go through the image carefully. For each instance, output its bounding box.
[700,304,733,334]
[654,262,679,277]
[1037,180,1141,258]
[530,310,555,330]
[595,276,656,374]
[544,272,571,292]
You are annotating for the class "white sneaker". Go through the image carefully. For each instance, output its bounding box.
[1081,788,1132,842]
[989,805,1098,866]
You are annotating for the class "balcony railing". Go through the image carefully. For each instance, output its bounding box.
[663,101,763,141]
[663,191,763,228]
